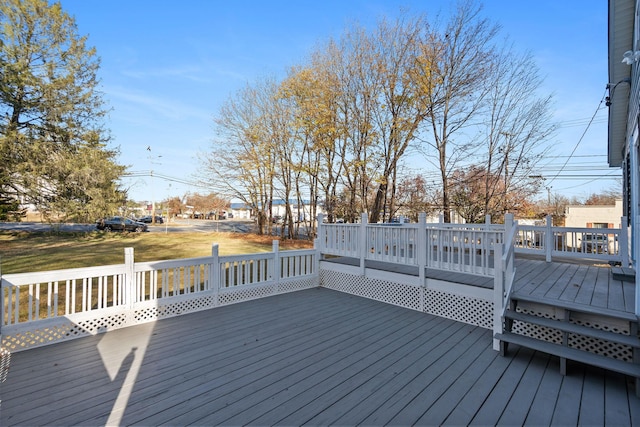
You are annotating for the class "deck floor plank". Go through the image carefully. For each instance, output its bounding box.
[190,308,449,426]
[558,264,590,303]
[524,356,563,425]
[355,323,486,427]
[468,347,536,425]
[607,275,627,312]
[4,291,375,424]
[119,292,414,426]
[541,263,580,300]
[2,292,350,400]
[623,276,636,313]
[497,351,551,426]
[388,331,492,426]
[241,318,458,426]
[550,366,585,426]
[604,371,635,426]
[512,259,565,296]
[275,322,479,427]
[314,320,468,427]
[574,265,600,305]
[591,266,612,308]
[413,337,500,426]
[440,348,518,426]
[579,366,606,425]
[529,262,576,299]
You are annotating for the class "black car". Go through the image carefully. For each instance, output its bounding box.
[136,215,164,224]
[96,216,148,232]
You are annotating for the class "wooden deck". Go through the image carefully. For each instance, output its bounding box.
[0,259,638,426]
[511,256,637,315]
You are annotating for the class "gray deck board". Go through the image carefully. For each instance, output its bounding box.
[524,356,563,425]
[558,264,590,303]
[0,258,638,427]
[579,366,605,425]
[551,366,585,425]
[541,263,580,299]
[497,351,551,426]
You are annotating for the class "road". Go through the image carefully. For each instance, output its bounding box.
[0,219,257,234]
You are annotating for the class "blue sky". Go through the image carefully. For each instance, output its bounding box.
[59,0,612,204]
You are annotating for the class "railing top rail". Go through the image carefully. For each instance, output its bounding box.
[1,263,126,285]
[517,223,621,234]
[135,256,217,270]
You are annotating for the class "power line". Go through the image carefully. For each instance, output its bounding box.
[545,87,609,187]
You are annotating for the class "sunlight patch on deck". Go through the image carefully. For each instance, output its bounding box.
[97,322,155,426]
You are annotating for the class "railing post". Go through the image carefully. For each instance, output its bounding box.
[211,243,219,305]
[493,242,504,351]
[313,238,321,287]
[316,213,325,254]
[631,215,640,316]
[273,240,281,291]
[619,216,630,267]
[418,212,427,284]
[124,247,135,309]
[545,214,553,262]
[360,212,368,275]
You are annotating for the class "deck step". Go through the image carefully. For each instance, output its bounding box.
[495,332,640,378]
[611,266,636,282]
[504,310,640,348]
[510,292,638,322]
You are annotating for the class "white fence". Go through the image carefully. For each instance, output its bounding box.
[1,214,635,353]
[1,241,318,352]
[319,214,631,270]
[319,213,505,278]
[515,215,630,265]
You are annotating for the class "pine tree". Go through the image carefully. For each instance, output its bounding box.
[0,0,125,222]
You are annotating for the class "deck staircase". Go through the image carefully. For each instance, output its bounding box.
[495,284,640,396]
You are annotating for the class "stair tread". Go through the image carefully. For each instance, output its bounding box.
[611,266,635,281]
[504,310,640,347]
[510,292,638,322]
[495,332,640,377]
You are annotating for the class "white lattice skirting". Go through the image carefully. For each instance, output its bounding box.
[319,268,494,329]
[1,275,318,352]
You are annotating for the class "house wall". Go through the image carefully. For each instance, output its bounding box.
[564,200,624,228]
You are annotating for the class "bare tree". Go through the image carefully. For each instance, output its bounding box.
[202,79,277,234]
[416,1,498,222]
[480,47,555,216]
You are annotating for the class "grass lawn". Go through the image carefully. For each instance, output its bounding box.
[0,230,314,274]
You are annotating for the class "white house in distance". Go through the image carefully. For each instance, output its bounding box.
[564,200,624,229]
[229,199,321,221]
[608,0,639,312]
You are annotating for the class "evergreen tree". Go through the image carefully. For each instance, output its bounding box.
[0,0,125,222]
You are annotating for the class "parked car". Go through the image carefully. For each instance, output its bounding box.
[96,216,148,232]
[581,234,609,254]
[136,215,163,224]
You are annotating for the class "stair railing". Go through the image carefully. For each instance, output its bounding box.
[493,213,517,350]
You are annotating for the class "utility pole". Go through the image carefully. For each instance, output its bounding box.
[146,146,162,225]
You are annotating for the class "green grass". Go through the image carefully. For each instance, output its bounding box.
[0,230,313,274]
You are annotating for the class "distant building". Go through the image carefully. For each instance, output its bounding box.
[229,202,252,219]
[564,200,624,229]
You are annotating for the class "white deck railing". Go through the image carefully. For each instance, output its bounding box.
[515,215,629,265]
[1,241,318,351]
[1,213,635,352]
[318,213,503,277]
[319,214,631,269]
